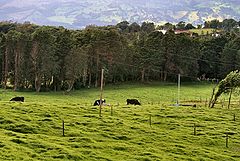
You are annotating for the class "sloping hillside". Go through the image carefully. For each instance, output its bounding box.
[0,0,239,28]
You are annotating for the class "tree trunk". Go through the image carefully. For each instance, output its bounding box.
[1,48,5,88]
[95,54,99,87]
[120,75,124,82]
[83,67,87,87]
[88,68,91,88]
[164,71,167,81]
[209,85,217,108]
[141,68,145,82]
[66,79,74,92]
[227,88,233,109]
[31,42,40,92]
[146,68,149,82]
[53,76,57,92]
[14,45,20,91]
[35,73,41,92]
[160,70,163,81]
[3,47,9,89]
[113,76,116,84]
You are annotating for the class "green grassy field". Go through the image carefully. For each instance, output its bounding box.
[0,82,239,160]
[189,28,222,35]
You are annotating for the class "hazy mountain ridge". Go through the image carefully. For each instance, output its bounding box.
[0,0,239,28]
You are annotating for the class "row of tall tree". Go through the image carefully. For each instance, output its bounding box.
[0,19,239,92]
[157,19,240,31]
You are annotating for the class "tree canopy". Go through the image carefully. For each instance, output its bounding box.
[0,19,239,92]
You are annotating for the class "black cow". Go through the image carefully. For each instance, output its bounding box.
[10,96,24,102]
[126,99,141,105]
[93,99,106,106]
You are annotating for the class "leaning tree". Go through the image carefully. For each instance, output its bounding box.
[210,70,240,108]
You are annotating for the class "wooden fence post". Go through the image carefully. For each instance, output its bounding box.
[205,98,207,107]
[99,69,104,117]
[227,89,233,109]
[226,134,228,148]
[62,119,65,137]
[194,123,196,136]
[149,114,152,127]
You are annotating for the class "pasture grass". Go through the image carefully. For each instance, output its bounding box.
[0,82,239,160]
[189,28,222,35]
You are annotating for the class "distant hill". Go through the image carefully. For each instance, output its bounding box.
[0,0,239,29]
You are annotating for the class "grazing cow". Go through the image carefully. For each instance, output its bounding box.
[10,96,24,102]
[126,99,141,105]
[93,99,106,106]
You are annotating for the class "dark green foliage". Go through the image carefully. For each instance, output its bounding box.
[176,21,186,30]
[220,37,240,76]
[204,19,222,29]
[129,22,141,33]
[141,22,155,33]
[199,36,228,78]
[222,19,238,32]
[0,21,17,33]
[116,21,129,32]
[185,23,196,30]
